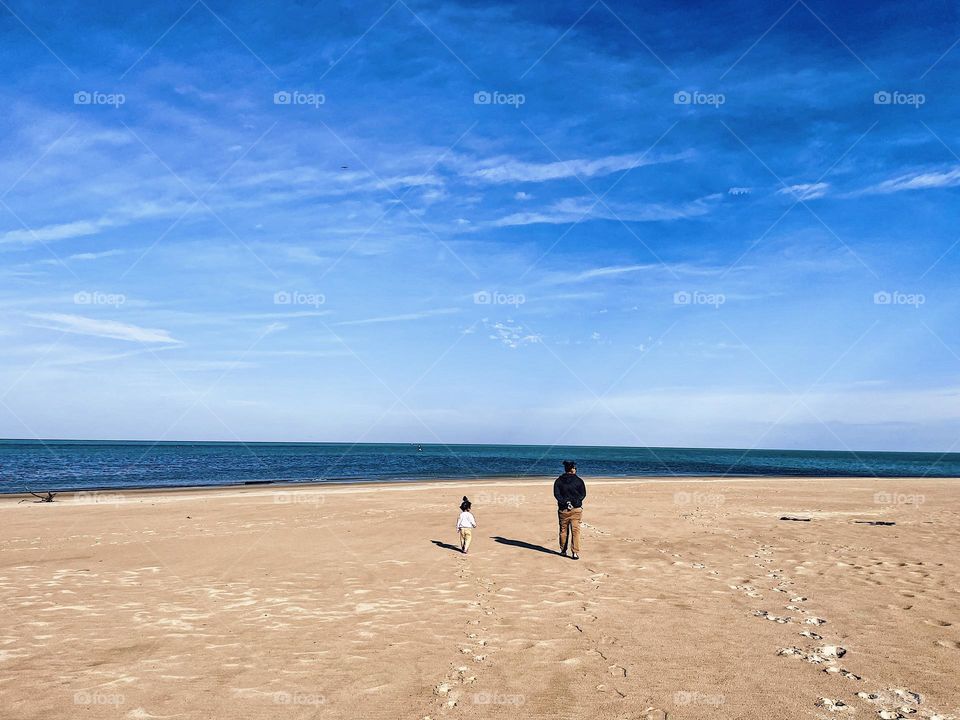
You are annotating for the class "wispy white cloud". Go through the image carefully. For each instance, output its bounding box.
[66,249,126,261]
[776,182,829,200]
[854,165,960,195]
[556,262,725,284]
[335,308,460,326]
[0,219,109,245]
[490,193,719,227]
[28,313,181,344]
[235,311,331,320]
[39,248,127,266]
[461,151,691,185]
[0,201,196,247]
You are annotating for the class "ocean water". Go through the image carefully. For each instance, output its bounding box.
[0,441,957,493]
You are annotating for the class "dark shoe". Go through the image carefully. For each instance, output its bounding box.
[571,553,580,560]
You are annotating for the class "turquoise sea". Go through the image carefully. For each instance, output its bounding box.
[0,440,957,493]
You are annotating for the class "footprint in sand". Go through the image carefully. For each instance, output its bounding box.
[816,645,846,659]
[641,708,668,719]
[854,688,942,720]
[777,645,846,666]
[816,697,852,713]
[730,584,763,598]
[777,646,806,658]
[822,665,861,681]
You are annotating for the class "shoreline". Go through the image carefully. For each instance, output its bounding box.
[1,473,952,505]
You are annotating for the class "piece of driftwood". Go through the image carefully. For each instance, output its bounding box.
[18,490,57,503]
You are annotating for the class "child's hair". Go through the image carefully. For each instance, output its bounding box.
[460,496,471,512]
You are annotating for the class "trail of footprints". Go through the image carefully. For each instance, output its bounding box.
[424,555,497,718]
[568,522,636,704]
[572,520,956,720]
[425,521,955,720]
[727,542,954,720]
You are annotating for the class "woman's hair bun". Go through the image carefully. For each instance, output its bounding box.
[462,496,469,502]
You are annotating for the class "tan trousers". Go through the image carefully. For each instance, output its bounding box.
[558,507,582,554]
[459,528,472,551]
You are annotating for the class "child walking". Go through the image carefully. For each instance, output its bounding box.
[456,496,477,554]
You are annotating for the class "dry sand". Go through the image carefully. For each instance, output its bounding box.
[1,476,958,720]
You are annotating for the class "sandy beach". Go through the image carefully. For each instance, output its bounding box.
[1,476,958,720]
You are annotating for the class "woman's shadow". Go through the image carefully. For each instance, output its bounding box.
[490,536,560,555]
[431,537,561,556]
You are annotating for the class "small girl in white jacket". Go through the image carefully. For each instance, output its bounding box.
[456,496,477,554]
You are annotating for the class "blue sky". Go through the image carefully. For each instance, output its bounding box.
[1,0,959,451]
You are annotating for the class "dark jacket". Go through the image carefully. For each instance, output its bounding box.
[553,472,586,510]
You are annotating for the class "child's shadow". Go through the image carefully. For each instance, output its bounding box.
[431,540,463,553]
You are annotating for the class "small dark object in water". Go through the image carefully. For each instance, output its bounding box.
[244,480,274,485]
[854,520,896,526]
[780,516,812,522]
